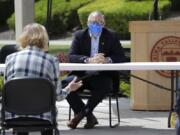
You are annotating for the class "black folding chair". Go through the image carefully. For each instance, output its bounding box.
[1,77,59,135]
[68,72,121,128]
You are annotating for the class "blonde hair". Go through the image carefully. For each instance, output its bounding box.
[17,23,49,51]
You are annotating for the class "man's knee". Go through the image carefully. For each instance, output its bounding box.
[89,76,113,95]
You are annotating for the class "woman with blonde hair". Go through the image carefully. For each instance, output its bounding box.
[4,23,82,135]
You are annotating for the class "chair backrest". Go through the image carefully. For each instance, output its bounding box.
[2,77,56,115]
[0,44,18,63]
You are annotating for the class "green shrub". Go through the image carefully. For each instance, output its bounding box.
[7,0,93,36]
[78,0,171,39]
[120,80,130,97]
[6,0,171,39]
[0,75,4,92]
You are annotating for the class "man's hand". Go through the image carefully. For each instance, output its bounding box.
[88,53,106,63]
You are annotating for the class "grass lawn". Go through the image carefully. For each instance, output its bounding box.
[0,44,70,55]
[49,44,130,55]
[0,44,130,54]
[0,44,131,56]
[49,45,70,54]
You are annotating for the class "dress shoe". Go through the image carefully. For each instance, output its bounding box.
[67,112,84,129]
[84,113,98,129]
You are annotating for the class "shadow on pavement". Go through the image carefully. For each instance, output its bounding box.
[60,125,175,135]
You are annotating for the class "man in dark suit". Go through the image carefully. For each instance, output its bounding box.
[66,11,125,129]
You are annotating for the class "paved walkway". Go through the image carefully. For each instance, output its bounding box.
[55,98,175,135]
[13,98,175,135]
[0,98,175,135]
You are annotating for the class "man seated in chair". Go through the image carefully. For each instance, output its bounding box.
[4,23,83,135]
[65,11,125,129]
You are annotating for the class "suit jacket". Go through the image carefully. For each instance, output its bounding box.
[69,27,126,78]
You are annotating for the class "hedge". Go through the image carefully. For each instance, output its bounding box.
[7,0,93,37]
[6,0,171,39]
[78,0,171,39]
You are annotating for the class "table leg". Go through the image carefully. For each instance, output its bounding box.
[168,70,175,128]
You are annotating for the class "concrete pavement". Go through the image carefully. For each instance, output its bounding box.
[56,98,175,135]
[2,98,176,135]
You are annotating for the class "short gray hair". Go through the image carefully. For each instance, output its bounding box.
[87,11,105,25]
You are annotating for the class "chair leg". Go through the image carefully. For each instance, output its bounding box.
[109,96,112,127]
[116,95,120,123]
[109,95,120,128]
[69,106,71,120]
[0,129,2,135]
[12,130,16,134]
[55,128,60,135]
[2,129,5,135]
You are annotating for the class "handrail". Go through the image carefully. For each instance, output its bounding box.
[0,62,180,73]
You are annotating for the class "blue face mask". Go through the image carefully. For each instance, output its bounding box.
[88,23,103,37]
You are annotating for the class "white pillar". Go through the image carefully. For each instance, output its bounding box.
[14,0,34,39]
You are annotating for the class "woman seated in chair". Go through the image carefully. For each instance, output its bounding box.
[4,23,83,135]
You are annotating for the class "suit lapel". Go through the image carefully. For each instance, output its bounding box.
[99,29,106,53]
[86,32,91,56]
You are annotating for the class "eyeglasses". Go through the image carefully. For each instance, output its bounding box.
[88,21,104,26]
